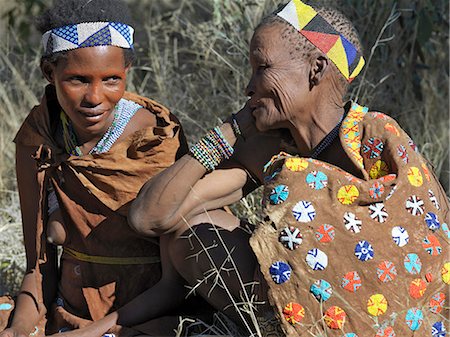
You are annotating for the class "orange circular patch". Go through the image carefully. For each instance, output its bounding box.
[285,158,309,172]
[324,306,346,330]
[421,163,431,182]
[442,262,450,284]
[409,278,427,299]
[283,302,305,325]
[384,123,400,136]
[407,167,423,187]
[337,185,359,205]
[369,160,389,179]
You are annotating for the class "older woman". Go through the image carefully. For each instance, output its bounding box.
[130,1,449,336]
[0,0,191,336]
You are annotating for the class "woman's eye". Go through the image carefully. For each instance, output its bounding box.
[69,77,84,84]
[105,77,120,84]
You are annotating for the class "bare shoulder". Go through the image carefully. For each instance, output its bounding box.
[121,107,157,138]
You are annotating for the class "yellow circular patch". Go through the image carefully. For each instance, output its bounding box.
[407,167,423,187]
[337,185,359,205]
[442,262,450,284]
[285,158,309,172]
[369,160,389,179]
[367,294,388,316]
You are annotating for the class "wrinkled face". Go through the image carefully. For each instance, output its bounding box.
[43,45,129,141]
[246,23,310,131]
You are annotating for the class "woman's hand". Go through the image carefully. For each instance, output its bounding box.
[0,327,28,337]
[226,100,258,140]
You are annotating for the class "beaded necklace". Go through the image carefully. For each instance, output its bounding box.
[61,99,141,156]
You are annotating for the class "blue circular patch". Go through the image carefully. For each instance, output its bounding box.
[269,185,289,205]
[404,253,422,274]
[306,170,328,190]
[432,321,447,337]
[406,307,424,331]
[425,212,440,231]
[354,240,374,261]
[310,279,332,302]
[269,261,292,284]
[442,223,450,239]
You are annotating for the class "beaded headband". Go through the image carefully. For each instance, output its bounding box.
[277,0,365,82]
[41,21,134,55]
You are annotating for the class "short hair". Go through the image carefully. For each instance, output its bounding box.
[257,2,363,90]
[36,0,135,65]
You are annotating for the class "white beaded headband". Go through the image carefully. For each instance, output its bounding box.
[41,21,134,55]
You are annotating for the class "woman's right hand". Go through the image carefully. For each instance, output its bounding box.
[0,327,28,337]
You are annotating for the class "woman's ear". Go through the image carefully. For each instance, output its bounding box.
[309,55,329,88]
[41,61,55,84]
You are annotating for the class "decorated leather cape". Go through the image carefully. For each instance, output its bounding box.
[250,103,449,337]
[8,85,188,335]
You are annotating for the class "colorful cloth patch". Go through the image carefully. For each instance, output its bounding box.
[404,253,422,274]
[397,144,408,164]
[285,157,309,172]
[375,326,396,337]
[384,122,399,136]
[306,170,328,190]
[422,163,431,182]
[369,202,388,223]
[269,261,292,284]
[428,189,440,210]
[337,185,359,205]
[408,138,419,152]
[355,240,374,261]
[432,321,447,337]
[385,185,398,200]
[407,167,423,187]
[442,223,450,239]
[367,294,388,316]
[441,262,450,284]
[423,235,442,256]
[405,307,424,331]
[292,201,316,222]
[405,195,424,216]
[306,248,328,271]
[324,306,346,330]
[342,271,362,292]
[369,181,385,199]
[363,137,384,159]
[391,226,409,247]
[377,261,397,282]
[425,212,440,231]
[279,226,303,250]
[283,302,305,325]
[315,224,335,243]
[344,212,362,233]
[369,160,389,179]
[310,279,332,302]
[409,278,427,299]
[269,185,289,205]
[429,292,445,314]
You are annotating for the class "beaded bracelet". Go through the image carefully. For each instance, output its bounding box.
[190,127,234,171]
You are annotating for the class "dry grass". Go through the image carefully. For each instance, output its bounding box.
[0,0,448,334]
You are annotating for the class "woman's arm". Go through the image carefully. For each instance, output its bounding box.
[128,101,285,237]
[0,146,58,337]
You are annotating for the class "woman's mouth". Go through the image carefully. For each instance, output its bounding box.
[79,110,106,122]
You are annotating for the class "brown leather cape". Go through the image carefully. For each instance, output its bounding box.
[251,103,449,337]
[9,85,188,335]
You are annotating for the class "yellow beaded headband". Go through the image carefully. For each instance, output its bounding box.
[277,0,365,82]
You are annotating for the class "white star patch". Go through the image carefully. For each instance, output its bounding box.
[344,212,362,233]
[428,189,440,210]
[405,195,424,216]
[369,203,388,223]
[279,227,303,250]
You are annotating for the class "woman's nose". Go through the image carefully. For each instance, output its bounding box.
[84,82,103,107]
[245,76,255,97]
